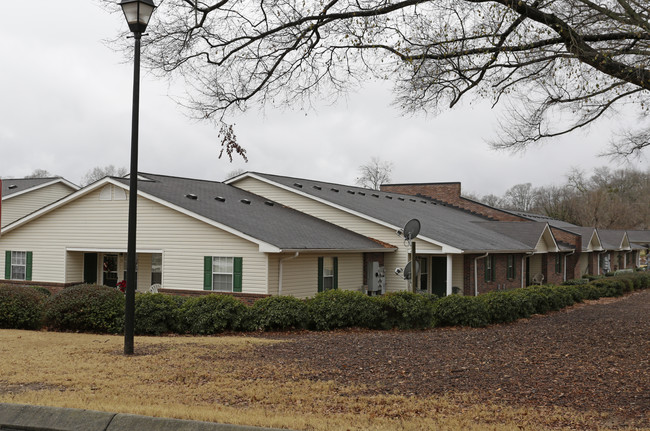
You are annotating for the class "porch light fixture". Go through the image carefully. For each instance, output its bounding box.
[120,0,157,356]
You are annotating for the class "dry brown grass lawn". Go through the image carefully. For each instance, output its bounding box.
[0,329,636,430]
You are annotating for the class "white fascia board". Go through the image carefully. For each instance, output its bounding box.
[230,173,462,254]
[2,178,79,201]
[66,247,164,254]
[538,223,560,252]
[278,248,398,254]
[2,177,118,234]
[462,249,535,254]
[120,184,282,254]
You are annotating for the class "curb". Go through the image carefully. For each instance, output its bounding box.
[0,403,291,431]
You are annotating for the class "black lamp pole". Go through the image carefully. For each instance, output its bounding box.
[120,0,156,355]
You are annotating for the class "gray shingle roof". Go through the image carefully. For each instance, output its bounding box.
[627,230,650,245]
[245,173,536,253]
[472,221,552,249]
[597,229,629,250]
[1,177,66,199]
[502,210,579,228]
[113,173,392,252]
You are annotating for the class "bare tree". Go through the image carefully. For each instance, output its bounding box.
[24,169,53,179]
[356,157,393,190]
[503,183,537,212]
[81,165,128,186]
[107,0,650,158]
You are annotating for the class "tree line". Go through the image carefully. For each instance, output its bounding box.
[469,167,650,230]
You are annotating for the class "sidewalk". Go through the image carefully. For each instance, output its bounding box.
[0,403,291,431]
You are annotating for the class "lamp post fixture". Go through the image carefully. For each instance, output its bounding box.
[120,0,156,355]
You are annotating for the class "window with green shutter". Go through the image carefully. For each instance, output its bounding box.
[5,251,32,281]
[506,254,515,280]
[484,255,495,282]
[203,256,242,292]
[318,256,338,292]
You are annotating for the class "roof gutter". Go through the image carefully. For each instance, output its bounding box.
[474,253,489,296]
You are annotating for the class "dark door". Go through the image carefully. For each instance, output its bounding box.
[431,256,447,297]
[83,253,98,284]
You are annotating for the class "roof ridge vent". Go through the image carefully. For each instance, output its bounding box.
[293,182,303,188]
[398,197,405,201]
[8,184,17,189]
[386,196,393,199]
[358,192,366,196]
[264,201,274,206]
[331,188,339,192]
[215,196,226,202]
[313,185,322,190]
[240,199,251,205]
[185,193,198,200]
[347,190,355,194]
[372,193,379,198]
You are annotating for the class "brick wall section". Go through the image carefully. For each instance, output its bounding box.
[463,253,525,295]
[158,288,269,306]
[381,183,526,221]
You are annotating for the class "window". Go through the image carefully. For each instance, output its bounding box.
[484,255,495,282]
[151,254,162,285]
[417,256,428,292]
[203,256,242,292]
[318,256,338,292]
[506,254,516,280]
[5,251,32,281]
[11,251,26,280]
[555,254,562,274]
[213,257,234,291]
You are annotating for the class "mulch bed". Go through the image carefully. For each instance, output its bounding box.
[245,290,649,427]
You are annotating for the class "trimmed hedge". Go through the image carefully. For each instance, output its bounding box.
[0,285,47,330]
[251,296,309,331]
[307,289,384,330]
[1,272,648,334]
[179,294,252,334]
[43,285,125,334]
[135,293,186,335]
[376,291,437,329]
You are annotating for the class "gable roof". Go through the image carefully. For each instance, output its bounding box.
[563,226,603,251]
[3,173,392,253]
[1,177,79,200]
[229,173,540,253]
[597,229,630,251]
[474,221,559,252]
[627,230,650,247]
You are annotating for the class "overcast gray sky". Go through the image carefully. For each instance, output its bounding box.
[1,1,647,197]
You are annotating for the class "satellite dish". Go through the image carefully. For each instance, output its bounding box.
[403,219,421,241]
[403,260,420,280]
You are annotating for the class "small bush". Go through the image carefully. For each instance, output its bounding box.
[590,278,625,298]
[179,294,249,334]
[562,278,589,286]
[0,285,46,330]
[251,296,309,331]
[376,291,436,329]
[479,291,522,324]
[134,293,185,335]
[432,295,489,328]
[30,286,52,297]
[307,289,384,330]
[44,285,125,333]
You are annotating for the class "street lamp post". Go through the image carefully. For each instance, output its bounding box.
[120,0,156,355]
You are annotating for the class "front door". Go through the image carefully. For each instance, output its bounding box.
[83,253,98,284]
[431,257,447,297]
[102,254,118,287]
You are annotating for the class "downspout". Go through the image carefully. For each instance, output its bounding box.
[474,253,488,296]
[278,252,299,296]
[563,250,575,282]
[522,252,535,288]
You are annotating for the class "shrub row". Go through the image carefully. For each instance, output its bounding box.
[1,272,648,334]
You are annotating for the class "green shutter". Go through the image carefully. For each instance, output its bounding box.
[233,257,243,293]
[203,256,212,290]
[4,251,11,280]
[317,257,323,293]
[484,256,489,282]
[26,252,33,281]
[333,257,338,290]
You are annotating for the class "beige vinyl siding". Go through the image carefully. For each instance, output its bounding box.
[1,182,75,228]
[529,254,543,277]
[0,187,268,293]
[278,253,364,299]
[234,177,425,292]
[452,254,464,292]
[578,253,589,276]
